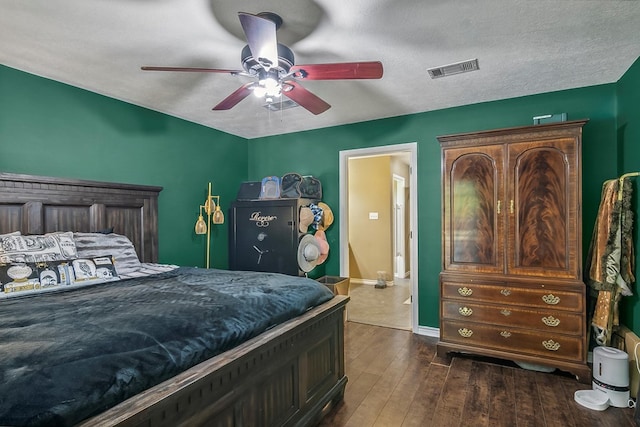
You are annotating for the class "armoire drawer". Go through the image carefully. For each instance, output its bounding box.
[441,281,583,312]
[440,320,584,362]
[441,300,584,335]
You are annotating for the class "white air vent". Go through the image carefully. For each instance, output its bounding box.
[263,99,299,111]
[427,58,479,79]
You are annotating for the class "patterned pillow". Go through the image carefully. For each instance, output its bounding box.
[73,232,142,276]
[0,232,77,263]
[0,262,40,294]
[0,231,21,238]
[0,256,119,297]
[71,256,119,282]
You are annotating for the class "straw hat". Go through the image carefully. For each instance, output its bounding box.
[317,202,334,231]
[314,229,330,264]
[297,234,321,272]
[299,207,314,233]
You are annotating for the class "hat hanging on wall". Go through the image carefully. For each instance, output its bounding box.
[314,229,330,264]
[299,207,315,233]
[317,202,334,231]
[297,234,321,272]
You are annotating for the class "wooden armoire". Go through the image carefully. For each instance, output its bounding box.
[436,120,591,383]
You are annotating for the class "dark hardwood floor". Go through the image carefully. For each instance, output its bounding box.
[319,321,637,427]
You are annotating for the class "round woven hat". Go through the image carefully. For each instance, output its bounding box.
[297,234,321,272]
[299,207,314,233]
[317,202,334,231]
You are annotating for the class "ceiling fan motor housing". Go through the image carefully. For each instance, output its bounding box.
[241,44,294,78]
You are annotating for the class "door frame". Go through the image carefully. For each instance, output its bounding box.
[339,142,419,333]
[393,173,406,278]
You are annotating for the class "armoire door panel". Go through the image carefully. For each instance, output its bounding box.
[443,146,504,273]
[507,139,579,279]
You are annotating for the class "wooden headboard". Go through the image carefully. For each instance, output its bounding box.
[0,173,162,263]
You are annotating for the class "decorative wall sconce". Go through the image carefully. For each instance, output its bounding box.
[195,182,224,268]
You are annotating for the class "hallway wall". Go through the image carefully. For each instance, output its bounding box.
[348,156,393,281]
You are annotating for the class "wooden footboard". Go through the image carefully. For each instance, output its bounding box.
[79,295,349,427]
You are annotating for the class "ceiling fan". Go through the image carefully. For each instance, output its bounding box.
[141,12,383,115]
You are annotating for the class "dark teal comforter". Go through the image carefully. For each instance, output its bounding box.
[0,267,333,426]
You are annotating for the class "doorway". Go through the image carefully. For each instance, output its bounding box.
[339,143,418,332]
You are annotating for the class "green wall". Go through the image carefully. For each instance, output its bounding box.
[3,60,638,331]
[249,85,618,328]
[0,65,248,268]
[617,57,640,332]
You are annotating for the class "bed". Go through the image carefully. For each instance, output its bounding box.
[0,172,348,427]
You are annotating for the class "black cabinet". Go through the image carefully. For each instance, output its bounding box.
[229,199,314,276]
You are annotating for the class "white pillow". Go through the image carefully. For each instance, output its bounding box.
[0,232,77,263]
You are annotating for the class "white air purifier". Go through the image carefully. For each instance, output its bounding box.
[575,346,631,411]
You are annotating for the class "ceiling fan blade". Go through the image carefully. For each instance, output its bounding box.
[282,81,330,115]
[238,12,279,70]
[212,83,255,110]
[290,61,383,80]
[141,66,245,75]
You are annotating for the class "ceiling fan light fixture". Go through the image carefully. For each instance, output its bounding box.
[263,77,279,92]
[253,75,281,98]
[253,86,267,98]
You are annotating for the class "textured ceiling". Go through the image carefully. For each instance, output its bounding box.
[1,0,640,139]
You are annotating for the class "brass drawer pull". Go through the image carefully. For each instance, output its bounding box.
[457,287,473,297]
[500,331,512,338]
[542,340,561,351]
[458,307,473,317]
[458,328,473,338]
[542,294,560,305]
[500,289,511,297]
[542,316,560,327]
[500,309,512,316]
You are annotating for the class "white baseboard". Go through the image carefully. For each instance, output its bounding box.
[416,325,439,338]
